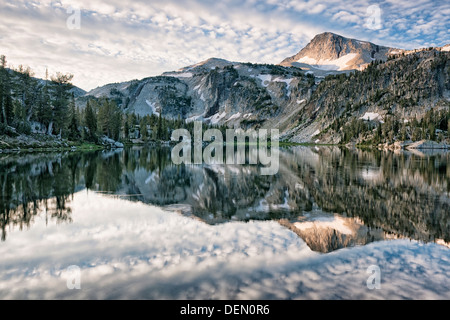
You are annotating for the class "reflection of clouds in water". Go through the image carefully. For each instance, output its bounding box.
[0,190,449,299]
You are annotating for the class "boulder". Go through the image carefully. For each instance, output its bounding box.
[100,136,124,149]
[406,140,449,150]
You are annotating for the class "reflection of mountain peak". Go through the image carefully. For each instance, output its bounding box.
[1,146,448,251]
[279,213,385,253]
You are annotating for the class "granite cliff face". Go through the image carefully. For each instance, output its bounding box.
[79,57,315,133]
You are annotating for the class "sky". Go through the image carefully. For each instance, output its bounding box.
[0,0,449,91]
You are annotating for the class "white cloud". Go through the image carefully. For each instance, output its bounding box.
[332,10,361,24]
[0,0,448,90]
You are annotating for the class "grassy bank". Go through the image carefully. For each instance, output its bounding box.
[0,133,105,153]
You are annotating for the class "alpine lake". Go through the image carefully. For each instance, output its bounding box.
[0,145,448,299]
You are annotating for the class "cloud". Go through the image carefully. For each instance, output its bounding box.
[0,0,448,90]
[332,11,361,24]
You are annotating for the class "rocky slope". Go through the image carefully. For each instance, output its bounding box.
[286,49,450,143]
[279,32,398,74]
[78,33,450,143]
[79,57,315,133]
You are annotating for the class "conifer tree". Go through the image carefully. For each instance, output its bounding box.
[84,100,97,141]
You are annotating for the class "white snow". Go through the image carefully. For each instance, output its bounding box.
[257,74,272,87]
[273,78,293,86]
[185,114,204,123]
[298,56,319,65]
[145,100,160,116]
[273,78,293,96]
[243,113,252,119]
[206,112,227,124]
[165,72,193,78]
[442,45,450,52]
[225,112,242,122]
[200,93,206,102]
[297,53,358,71]
[297,99,306,104]
[360,112,383,122]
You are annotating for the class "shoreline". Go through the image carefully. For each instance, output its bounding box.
[1,134,449,154]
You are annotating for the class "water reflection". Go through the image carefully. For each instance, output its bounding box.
[0,190,449,299]
[0,146,449,253]
[0,147,449,299]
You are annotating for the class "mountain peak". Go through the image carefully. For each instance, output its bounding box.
[176,57,233,73]
[313,31,345,39]
[280,32,398,73]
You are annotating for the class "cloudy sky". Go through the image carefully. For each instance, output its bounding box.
[0,0,448,91]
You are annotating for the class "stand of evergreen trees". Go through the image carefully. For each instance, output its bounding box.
[335,107,450,145]
[0,54,226,145]
[0,55,82,139]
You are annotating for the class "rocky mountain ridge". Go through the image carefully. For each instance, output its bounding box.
[279,32,398,74]
[77,33,450,143]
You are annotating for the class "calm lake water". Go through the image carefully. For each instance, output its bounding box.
[0,146,449,299]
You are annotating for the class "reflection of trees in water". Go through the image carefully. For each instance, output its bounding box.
[0,147,448,245]
[0,148,172,241]
[0,153,81,241]
[292,148,450,243]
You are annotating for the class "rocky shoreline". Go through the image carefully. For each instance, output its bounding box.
[0,133,124,153]
[379,140,450,151]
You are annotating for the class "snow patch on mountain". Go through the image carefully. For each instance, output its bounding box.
[297,53,358,71]
[257,74,272,87]
[360,112,383,122]
[273,78,293,95]
[145,100,159,116]
[165,72,193,78]
[226,113,242,122]
[206,112,227,124]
